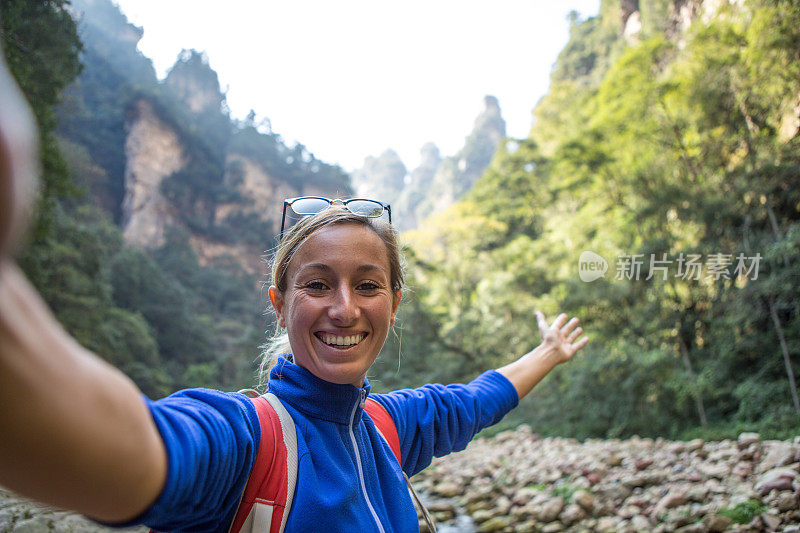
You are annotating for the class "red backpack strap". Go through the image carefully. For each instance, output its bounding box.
[364,398,401,465]
[229,392,298,533]
[365,399,438,532]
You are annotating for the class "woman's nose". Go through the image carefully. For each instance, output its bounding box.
[328,287,360,324]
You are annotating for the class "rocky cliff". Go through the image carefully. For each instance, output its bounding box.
[353,95,506,232]
[120,96,349,273]
[121,99,185,249]
[63,0,352,277]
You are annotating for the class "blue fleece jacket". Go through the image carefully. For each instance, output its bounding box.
[133,357,518,532]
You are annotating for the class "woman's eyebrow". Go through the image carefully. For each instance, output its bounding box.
[297,263,388,274]
[356,264,388,273]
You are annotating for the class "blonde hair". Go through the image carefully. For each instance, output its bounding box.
[258,207,404,388]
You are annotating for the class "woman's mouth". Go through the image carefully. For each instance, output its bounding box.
[316,332,367,348]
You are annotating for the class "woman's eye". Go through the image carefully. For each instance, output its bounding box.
[357,282,380,292]
[305,281,328,291]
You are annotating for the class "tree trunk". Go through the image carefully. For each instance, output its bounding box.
[768,296,800,418]
[677,331,708,429]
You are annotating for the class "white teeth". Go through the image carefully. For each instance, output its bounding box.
[321,333,364,347]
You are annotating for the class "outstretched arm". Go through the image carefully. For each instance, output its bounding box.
[0,262,168,523]
[0,50,167,523]
[497,311,588,400]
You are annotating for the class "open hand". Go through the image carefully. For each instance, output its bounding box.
[535,311,588,365]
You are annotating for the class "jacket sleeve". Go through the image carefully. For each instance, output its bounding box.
[372,370,518,477]
[116,388,260,532]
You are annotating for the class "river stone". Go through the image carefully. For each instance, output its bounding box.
[559,503,586,525]
[703,513,733,532]
[471,509,495,524]
[755,467,797,494]
[514,520,539,533]
[494,495,511,515]
[777,491,799,512]
[630,514,651,530]
[541,523,565,533]
[758,441,797,472]
[477,516,510,532]
[572,489,595,513]
[466,499,490,514]
[760,512,782,530]
[427,500,456,513]
[594,516,618,531]
[699,462,730,479]
[732,460,753,479]
[595,483,631,503]
[653,490,688,516]
[12,516,53,533]
[536,496,565,522]
[618,505,639,519]
[686,439,705,452]
[667,513,694,528]
[623,474,647,488]
[738,432,761,448]
[686,484,708,502]
[433,481,462,498]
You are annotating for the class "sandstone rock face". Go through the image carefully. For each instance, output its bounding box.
[122,99,185,249]
[218,154,297,234]
[120,100,308,275]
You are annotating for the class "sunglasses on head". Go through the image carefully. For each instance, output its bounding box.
[280,196,392,237]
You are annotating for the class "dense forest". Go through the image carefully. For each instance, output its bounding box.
[372,0,800,440]
[3,0,799,442]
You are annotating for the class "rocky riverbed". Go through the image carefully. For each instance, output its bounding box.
[411,426,800,532]
[2,427,799,532]
[0,489,146,532]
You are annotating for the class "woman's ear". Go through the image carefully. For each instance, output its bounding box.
[390,290,402,326]
[268,286,286,328]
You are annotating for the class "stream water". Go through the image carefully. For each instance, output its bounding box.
[419,491,477,532]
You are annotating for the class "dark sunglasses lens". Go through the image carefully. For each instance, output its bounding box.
[346,200,384,218]
[290,197,331,215]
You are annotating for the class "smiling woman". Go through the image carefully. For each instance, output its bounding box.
[0,54,587,527]
[266,210,402,387]
[269,223,400,387]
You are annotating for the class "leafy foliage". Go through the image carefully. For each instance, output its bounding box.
[380,0,800,440]
[1,0,83,237]
[719,500,767,524]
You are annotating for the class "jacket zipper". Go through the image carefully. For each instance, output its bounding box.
[349,388,386,533]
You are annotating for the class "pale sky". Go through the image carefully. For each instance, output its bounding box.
[113,0,599,172]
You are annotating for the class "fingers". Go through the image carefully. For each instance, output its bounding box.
[561,317,579,336]
[535,310,547,333]
[566,326,583,343]
[538,311,589,352]
[573,335,590,351]
[552,313,569,330]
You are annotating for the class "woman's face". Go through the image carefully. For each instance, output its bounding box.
[269,223,401,387]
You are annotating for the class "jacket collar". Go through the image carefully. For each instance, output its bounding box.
[268,355,371,425]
